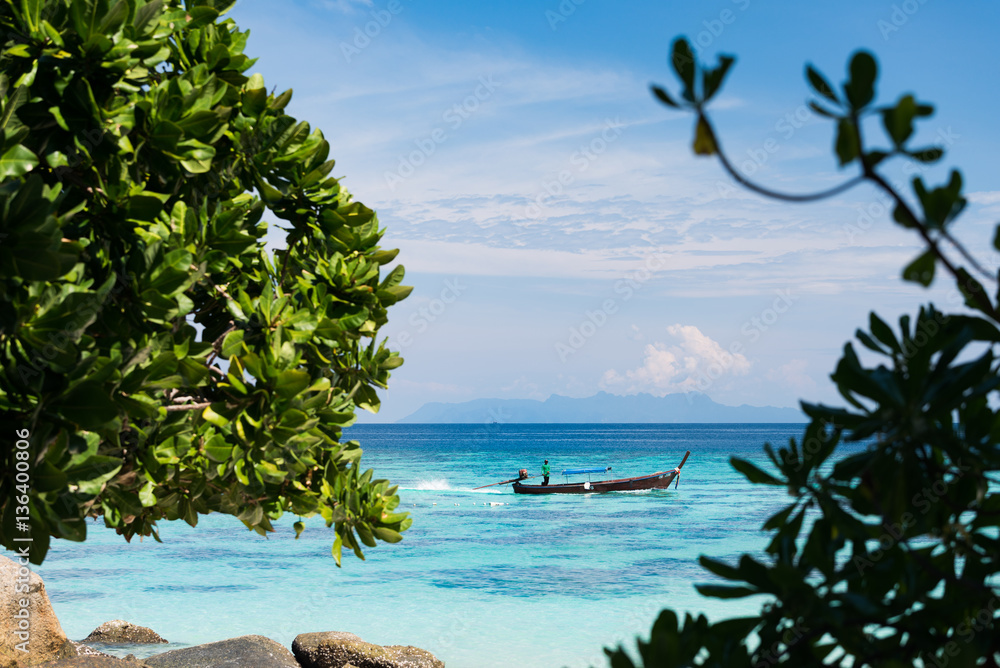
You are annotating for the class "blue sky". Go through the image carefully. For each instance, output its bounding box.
[227,0,1000,422]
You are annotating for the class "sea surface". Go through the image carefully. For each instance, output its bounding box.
[35,423,845,667]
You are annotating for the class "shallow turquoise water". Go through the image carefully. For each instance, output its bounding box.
[36,424,828,667]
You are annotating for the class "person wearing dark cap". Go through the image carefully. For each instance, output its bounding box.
[541,459,550,486]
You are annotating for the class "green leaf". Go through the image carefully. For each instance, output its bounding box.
[902,250,935,287]
[699,555,741,580]
[762,505,796,531]
[369,248,399,265]
[695,584,758,599]
[202,405,230,428]
[0,145,38,178]
[332,532,343,567]
[651,84,680,109]
[2,247,74,281]
[908,147,943,163]
[133,0,164,32]
[869,312,901,355]
[892,203,917,228]
[730,457,783,485]
[955,268,987,312]
[69,0,102,41]
[174,139,216,174]
[866,150,889,167]
[58,381,119,429]
[221,329,244,358]
[881,94,917,146]
[1,84,28,131]
[806,65,839,104]
[670,38,696,102]
[139,481,156,507]
[185,6,220,29]
[66,455,122,494]
[692,117,715,156]
[373,526,403,543]
[701,55,734,102]
[835,118,859,166]
[33,461,68,493]
[150,120,182,151]
[808,101,838,118]
[99,0,130,33]
[379,355,403,370]
[275,369,310,399]
[844,50,877,110]
[203,436,233,462]
[270,88,293,110]
[21,0,42,32]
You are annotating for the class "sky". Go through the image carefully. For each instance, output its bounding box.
[226,0,1000,422]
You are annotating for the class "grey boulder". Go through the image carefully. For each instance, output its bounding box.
[37,657,147,667]
[142,635,298,668]
[83,622,167,645]
[0,556,75,667]
[292,632,444,668]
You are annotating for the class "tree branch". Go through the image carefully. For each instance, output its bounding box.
[863,168,1000,322]
[164,402,212,412]
[941,229,995,283]
[700,113,866,202]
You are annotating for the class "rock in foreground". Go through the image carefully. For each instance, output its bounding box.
[83,622,167,645]
[0,555,76,667]
[292,632,444,668]
[143,635,298,668]
[37,657,147,667]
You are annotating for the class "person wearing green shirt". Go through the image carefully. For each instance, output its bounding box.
[541,460,551,486]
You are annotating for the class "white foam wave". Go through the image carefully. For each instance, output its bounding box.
[408,477,452,491]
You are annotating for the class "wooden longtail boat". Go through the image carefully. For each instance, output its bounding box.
[511,451,690,495]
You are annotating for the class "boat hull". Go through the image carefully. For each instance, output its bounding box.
[512,469,679,494]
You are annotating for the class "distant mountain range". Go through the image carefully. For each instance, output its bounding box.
[398,391,805,423]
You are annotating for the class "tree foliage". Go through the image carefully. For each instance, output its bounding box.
[607,39,1000,666]
[0,0,412,566]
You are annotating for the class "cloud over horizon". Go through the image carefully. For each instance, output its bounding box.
[600,324,751,396]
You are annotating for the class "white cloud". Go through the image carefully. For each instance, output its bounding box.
[765,358,818,394]
[966,191,1000,205]
[500,376,547,401]
[601,325,750,396]
[311,0,373,14]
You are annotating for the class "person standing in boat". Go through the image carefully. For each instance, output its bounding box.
[541,460,551,486]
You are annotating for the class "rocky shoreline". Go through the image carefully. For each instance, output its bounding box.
[1,557,444,668]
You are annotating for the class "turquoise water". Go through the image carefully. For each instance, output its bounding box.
[35,424,830,667]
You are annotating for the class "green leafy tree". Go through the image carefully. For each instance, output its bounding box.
[0,0,412,566]
[606,39,1000,666]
